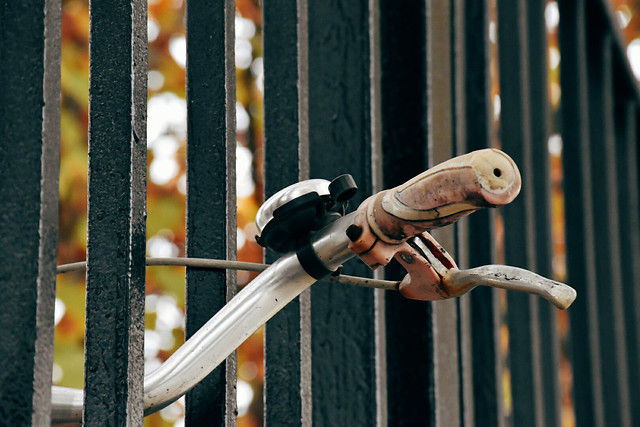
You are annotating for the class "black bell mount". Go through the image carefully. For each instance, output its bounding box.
[255,174,358,253]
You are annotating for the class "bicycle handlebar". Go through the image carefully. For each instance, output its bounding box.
[50,149,574,423]
[367,148,521,243]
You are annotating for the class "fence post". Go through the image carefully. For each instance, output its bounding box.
[262,0,312,424]
[497,0,563,425]
[525,1,563,425]
[184,0,237,424]
[557,1,604,425]
[83,0,147,424]
[306,0,380,424]
[456,0,507,426]
[0,0,61,424]
[377,1,431,424]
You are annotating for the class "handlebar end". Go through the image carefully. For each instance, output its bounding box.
[369,149,522,243]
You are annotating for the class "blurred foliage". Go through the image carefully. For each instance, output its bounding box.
[56,0,264,425]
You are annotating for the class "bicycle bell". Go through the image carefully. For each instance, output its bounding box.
[255,174,358,253]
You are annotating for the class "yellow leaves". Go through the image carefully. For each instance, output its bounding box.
[147,196,186,241]
[60,46,89,111]
[237,195,259,229]
[146,266,187,308]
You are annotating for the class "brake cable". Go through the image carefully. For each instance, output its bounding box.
[56,257,400,291]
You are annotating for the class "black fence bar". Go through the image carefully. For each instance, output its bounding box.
[83,0,147,424]
[378,0,431,425]
[451,0,474,421]
[0,0,60,424]
[460,0,505,425]
[496,1,537,426]
[616,99,640,427]
[598,33,634,427]
[526,0,562,425]
[262,0,311,424]
[558,0,605,425]
[184,0,237,424]
[307,0,379,424]
[498,0,558,426]
[585,7,632,424]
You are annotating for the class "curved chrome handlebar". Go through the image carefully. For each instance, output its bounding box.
[51,215,356,423]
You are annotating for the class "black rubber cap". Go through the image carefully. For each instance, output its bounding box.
[329,174,358,203]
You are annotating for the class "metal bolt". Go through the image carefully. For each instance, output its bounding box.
[346,224,363,242]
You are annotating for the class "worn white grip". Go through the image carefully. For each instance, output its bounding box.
[368,148,522,243]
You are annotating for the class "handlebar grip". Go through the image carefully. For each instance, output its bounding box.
[368,149,521,243]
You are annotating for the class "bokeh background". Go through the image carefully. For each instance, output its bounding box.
[52,1,640,426]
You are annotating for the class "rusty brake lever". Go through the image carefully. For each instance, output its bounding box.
[405,233,575,309]
[347,148,576,309]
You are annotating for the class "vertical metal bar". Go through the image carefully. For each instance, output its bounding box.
[0,0,60,424]
[184,0,237,425]
[378,0,430,425]
[426,1,462,426]
[616,100,640,427]
[84,0,147,424]
[497,0,555,426]
[459,0,505,425]
[129,4,148,424]
[451,0,476,424]
[34,0,62,424]
[557,0,604,425]
[262,0,311,424]
[307,0,377,424]
[369,0,386,422]
[497,0,539,420]
[584,13,631,424]
[526,1,563,426]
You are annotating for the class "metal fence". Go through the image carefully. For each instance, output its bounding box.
[1,0,639,425]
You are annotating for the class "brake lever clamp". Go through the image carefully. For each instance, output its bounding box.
[347,201,455,298]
